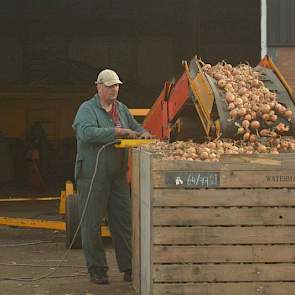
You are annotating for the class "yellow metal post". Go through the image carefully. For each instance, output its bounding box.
[0,217,65,231]
[59,191,66,215]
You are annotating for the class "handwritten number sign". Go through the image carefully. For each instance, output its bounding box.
[165,172,220,188]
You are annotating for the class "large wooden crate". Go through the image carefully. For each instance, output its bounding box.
[131,149,295,295]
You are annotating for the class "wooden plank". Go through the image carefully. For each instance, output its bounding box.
[221,171,295,188]
[152,170,295,188]
[152,188,295,207]
[153,226,295,245]
[153,282,295,295]
[153,263,295,282]
[140,151,152,295]
[153,245,295,263]
[153,207,295,226]
[131,149,140,293]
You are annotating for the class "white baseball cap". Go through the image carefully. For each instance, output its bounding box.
[95,69,123,86]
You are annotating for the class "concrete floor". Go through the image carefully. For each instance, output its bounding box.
[0,199,136,295]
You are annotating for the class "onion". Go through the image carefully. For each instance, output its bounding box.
[276,123,289,133]
[250,120,260,129]
[260,87,269,94]
[238,81,247,88]
[270,114,278,122]
[200,151,209,160]
[209,153,217,159]
[284,110,293,120]
[261,104,271,114]
[218,79,227,88]
[232,68,241,76]
[243,132,250,141]
[251,111,257,119]
[228,102,235,110]
[207,142,217,149]
[271,149,279,155]
[237,127,245,134]
[202,64,212,71]
[225,92,235,103]
[250,94,259,102]
[249,134,257,143]
[238,108,247,117]
[262,113,270,121]
[229,109,238,119]
[250,79,260,87]
[244,114,252,121]
[214,72,224,81]
[278,105,286,114]
[242,120,250,129]
[238,87,248,96]
[224,63,233,71]
[257,144,267,153]
[235,97,243,105]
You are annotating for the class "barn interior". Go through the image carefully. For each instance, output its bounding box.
[0,0,260,195]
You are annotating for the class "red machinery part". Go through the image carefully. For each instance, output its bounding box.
[143,72,190,140]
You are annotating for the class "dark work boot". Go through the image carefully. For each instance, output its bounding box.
[123,269,132,282]
[90,270,109,285]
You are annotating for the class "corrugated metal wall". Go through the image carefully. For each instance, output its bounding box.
[268,0,295,46]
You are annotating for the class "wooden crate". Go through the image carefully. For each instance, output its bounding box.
[131,150,295,295]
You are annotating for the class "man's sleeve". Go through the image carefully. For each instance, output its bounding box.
[72,103,117,144]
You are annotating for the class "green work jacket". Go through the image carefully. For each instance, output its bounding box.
[72,94,145,180]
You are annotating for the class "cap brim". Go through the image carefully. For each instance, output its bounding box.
[104,79,123,86]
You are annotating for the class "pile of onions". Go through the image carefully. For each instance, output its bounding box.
[201,60,293,143]
[140,59,295,162]
[141,137,295,162]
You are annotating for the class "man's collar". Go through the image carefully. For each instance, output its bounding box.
[94,93,104,109]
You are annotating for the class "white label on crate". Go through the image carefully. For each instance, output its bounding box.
[165,172,220,188]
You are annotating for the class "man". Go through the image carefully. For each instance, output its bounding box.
[72,69,151,284]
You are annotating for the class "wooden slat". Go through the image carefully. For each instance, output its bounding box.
[131,149,140,293]
[153,263,295,282]
[221,171,295,188]
[153,245,295,263]
[153,282,295,295]
[153,226,295,245]
[152,188,295,207]
[152,170,295,188]
[140,151,152,295]
[153,207,295,226]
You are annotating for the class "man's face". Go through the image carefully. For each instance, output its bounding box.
[98,84,120,104]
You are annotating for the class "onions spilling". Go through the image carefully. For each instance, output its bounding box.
[201,60,293,144]
[140,59,295,163]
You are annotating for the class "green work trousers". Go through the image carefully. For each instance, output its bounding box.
[77,171,132,274]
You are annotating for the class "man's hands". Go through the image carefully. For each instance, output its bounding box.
[139,131,153,139]
[115,128,153,139]
[115,128,141,139]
